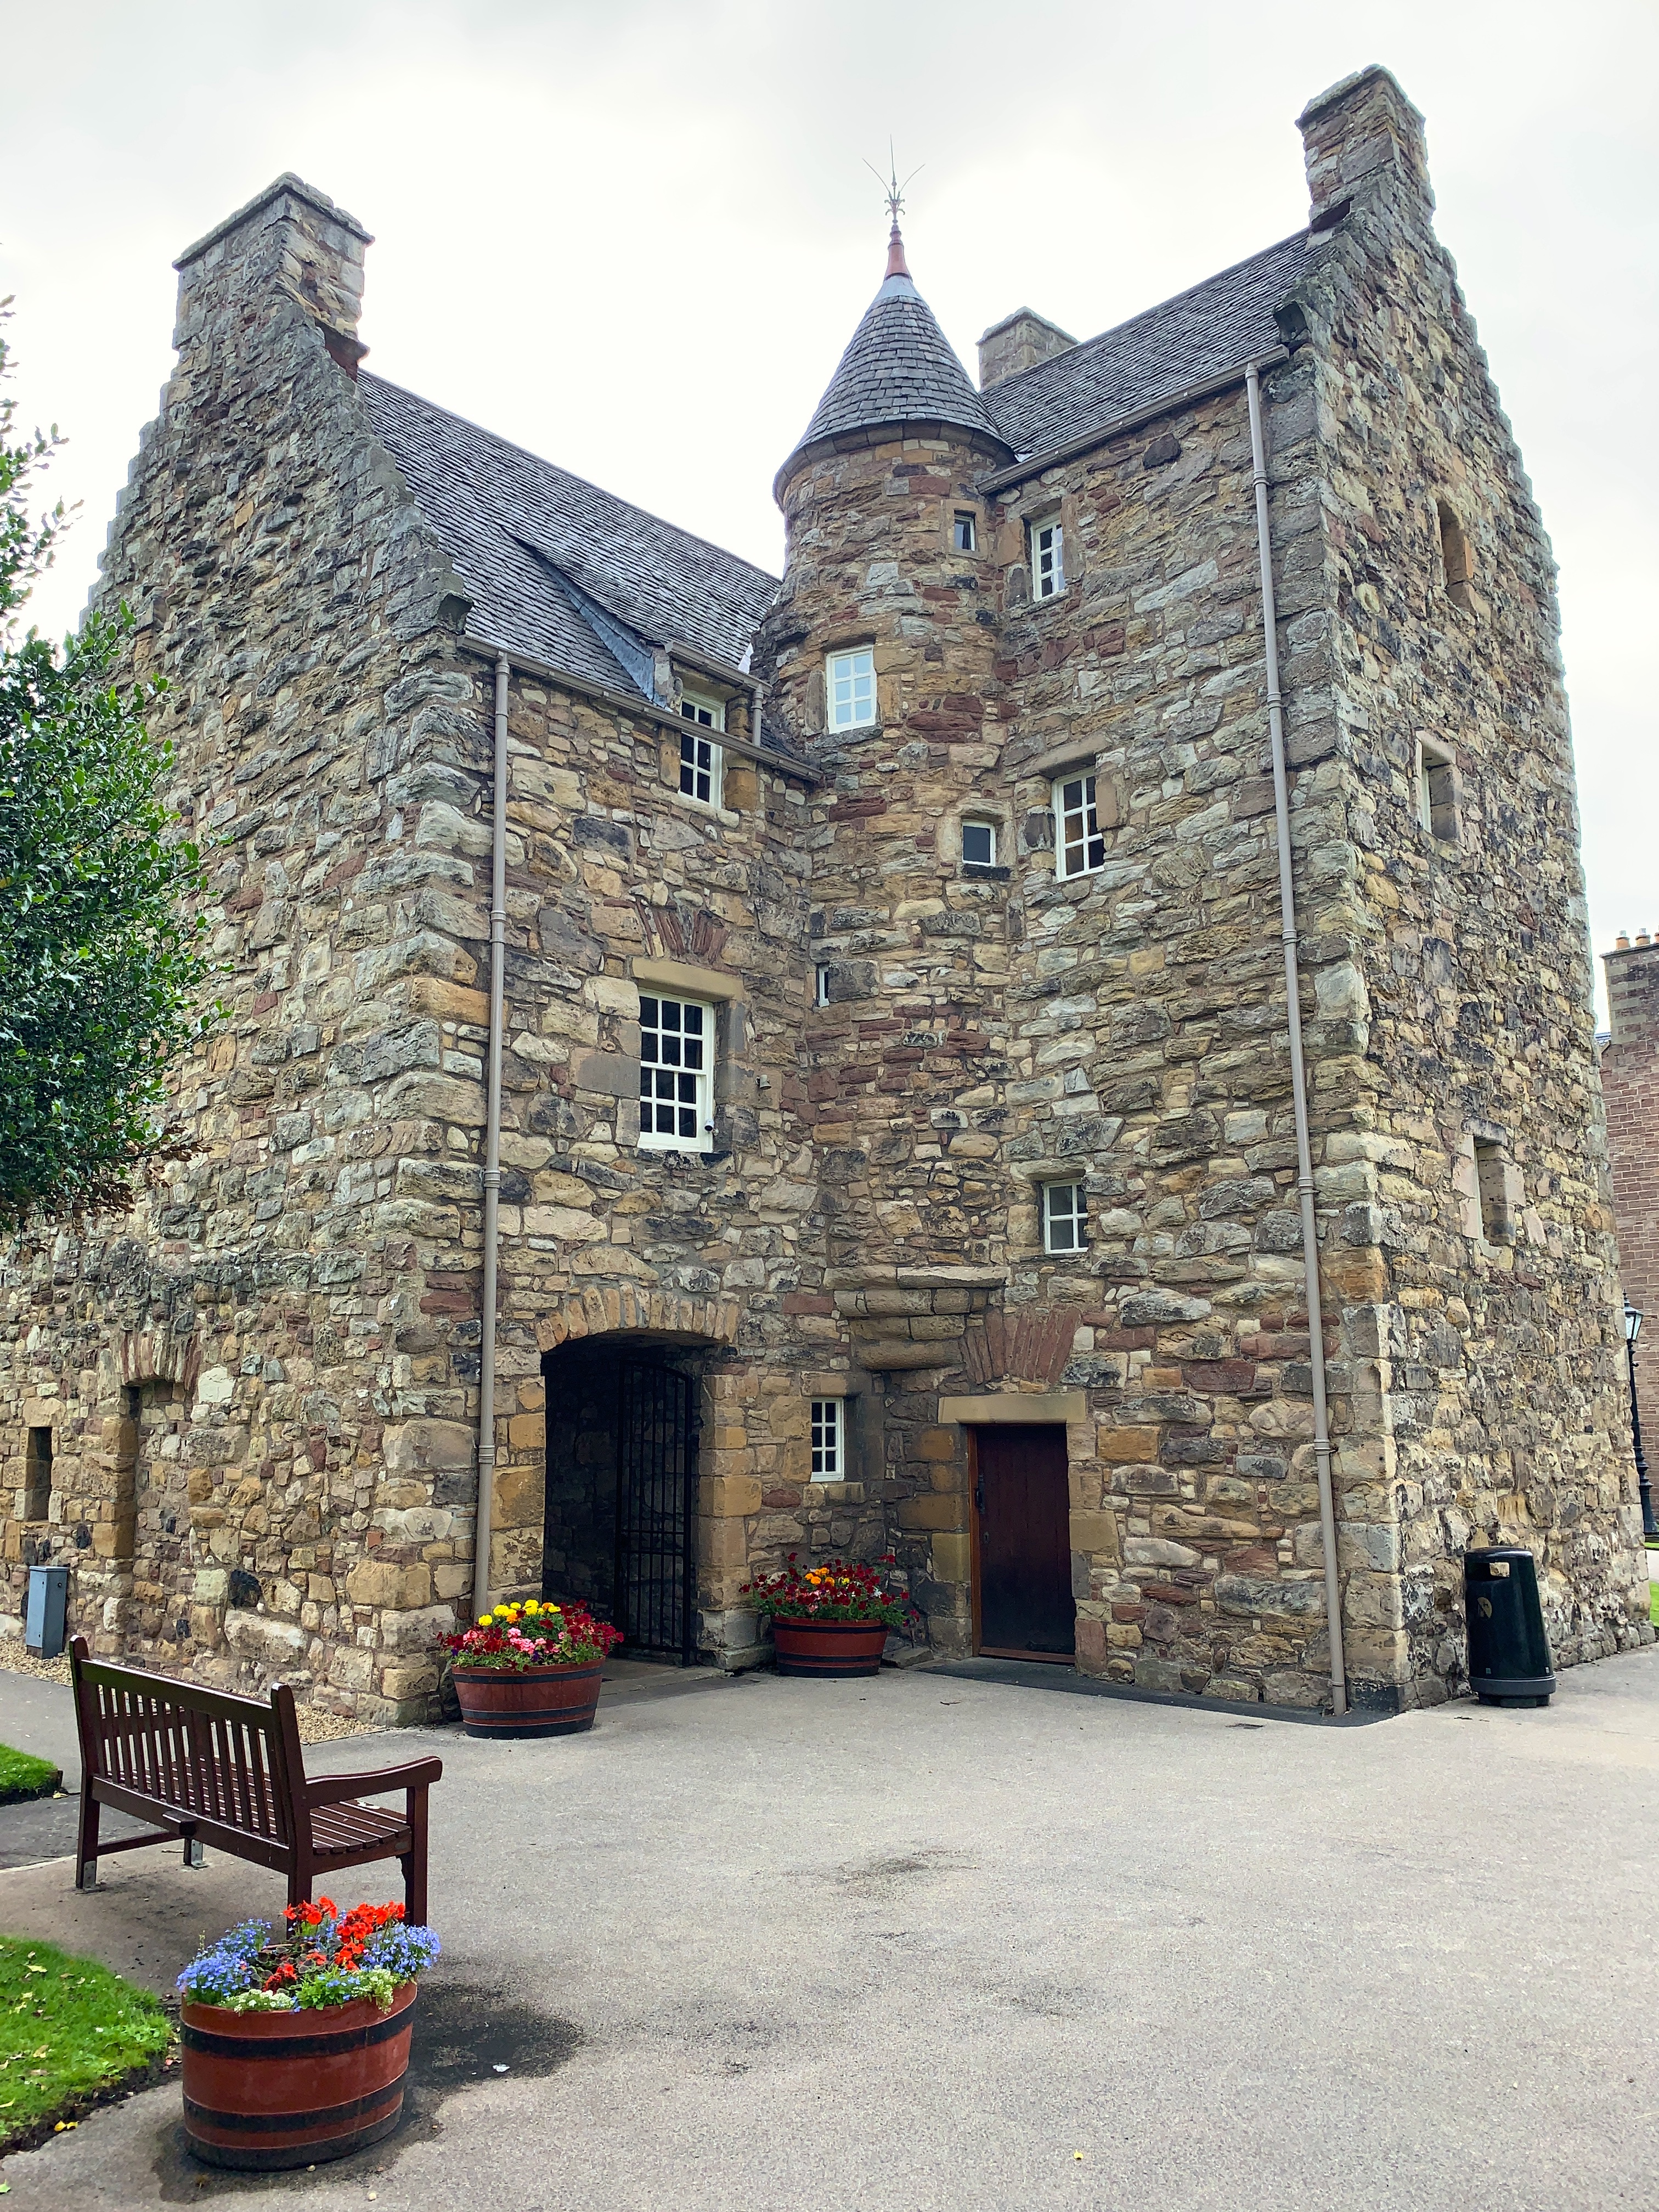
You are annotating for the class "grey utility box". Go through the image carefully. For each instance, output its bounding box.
[25,1565,68,1660]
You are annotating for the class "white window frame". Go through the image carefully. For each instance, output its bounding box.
[1031,518,1064,600]
[810,1398,842,1480]
[1043,1180,1088,1255]
[678,690,724,808]
[953,511,977,554]
[637,992,713,1153]
[961,817,998,868]
[1054,773,1107,879]
[815,965,832,1007]
[827,647,877,731]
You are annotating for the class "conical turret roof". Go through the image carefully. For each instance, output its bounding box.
[776,227,1011,495]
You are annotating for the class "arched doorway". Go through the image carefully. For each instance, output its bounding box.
[540,1341,704,1664]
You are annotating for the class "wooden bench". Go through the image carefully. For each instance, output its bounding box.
[69,1639,443,1922]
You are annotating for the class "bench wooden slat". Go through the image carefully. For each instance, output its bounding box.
[69,1639,441,1921]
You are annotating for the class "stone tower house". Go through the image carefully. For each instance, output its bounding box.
[2,66,1647,1719]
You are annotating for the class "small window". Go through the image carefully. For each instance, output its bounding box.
[961,818,997,868]
[1474,1140,1512,1245]
[1054,774,1107,879]
[815,966,831,1008]
[639,993,712,1153]
[1414,736,1458,844]
[953,512,977,554]
[1031,519,1064,600]
[1043,1181,1087,1255]
[678,692,724,806]
[1437,500,1473,613]
[22,1427,52,1522]
[827,647,876,731]
[810,1398,842,1479]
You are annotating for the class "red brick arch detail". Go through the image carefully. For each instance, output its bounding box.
[963,1308,1079,1388]
[116,1330,202,1393]
[533,1289,741,1356]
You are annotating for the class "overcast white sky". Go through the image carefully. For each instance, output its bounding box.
[3,1,1654,1015]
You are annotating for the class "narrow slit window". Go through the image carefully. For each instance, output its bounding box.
[678,691,724,806]
[1054,774,1107,879]
[953,511,977,554]
[1043,1181,1087,1255]
[1437,500,1474,613]
[1031,519,1064,600]
[638,993,712,1153]
[1414,736,1459,844]
[827,648,876,731]
[810,1398,842,1480]
[815,966,832,1007]
[961,818,997,868]
[1474,1140,1513,1245]
[22,1427,52,1522]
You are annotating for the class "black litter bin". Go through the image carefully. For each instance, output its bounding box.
[1464,1546,1554,1706]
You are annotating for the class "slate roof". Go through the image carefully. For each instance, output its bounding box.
[981,231,1311,462]
[360,375,779,698]
[780,266,1012,485]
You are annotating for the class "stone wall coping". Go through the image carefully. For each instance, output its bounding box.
[633,956,741,1003]
[174,172,372,268]
[825,1265,1007,1289]
[975,347,1288,498]
[939,1391,1088,1425]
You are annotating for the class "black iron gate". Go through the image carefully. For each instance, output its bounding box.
[614,1363,699,1661]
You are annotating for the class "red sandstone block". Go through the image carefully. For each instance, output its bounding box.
[782,1294,833,1316]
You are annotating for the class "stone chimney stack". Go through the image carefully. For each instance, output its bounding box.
[977,308,1076,391]
[172,174,373,377]
[1296,64,1434,230]
[1606,932,1659,1049]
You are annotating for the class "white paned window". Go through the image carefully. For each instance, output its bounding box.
[638,994,712,1152]
[1043,1181,1087,1255]
[827,647,877,731]
[953,512,977,553]
[679,691,724,806]
[961,817,997,867]
[1031,519,1064,600]
[1054,774,1107,879]
[810,1398,842,1479]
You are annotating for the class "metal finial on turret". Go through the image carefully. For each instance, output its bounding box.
[863,143,924,276]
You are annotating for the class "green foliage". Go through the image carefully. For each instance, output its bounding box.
[0,1745,61,1805]
[0,1935,172,2143]
[0,301,215,1227]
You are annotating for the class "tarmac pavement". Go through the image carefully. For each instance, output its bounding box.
[0,1648,1655,2210]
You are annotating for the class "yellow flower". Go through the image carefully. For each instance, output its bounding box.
[523,1600,540,1615]
[477,1615,492,1627]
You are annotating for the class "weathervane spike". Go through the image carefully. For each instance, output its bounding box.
[862,145,926,231]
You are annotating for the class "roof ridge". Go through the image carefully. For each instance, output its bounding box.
[984,227,1311,407]
[359,371,781,590]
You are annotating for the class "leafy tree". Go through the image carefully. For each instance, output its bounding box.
[0,304,214,1228]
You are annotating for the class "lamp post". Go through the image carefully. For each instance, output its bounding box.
[1626,1302,1655,1541]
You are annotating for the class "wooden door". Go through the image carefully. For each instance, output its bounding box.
[973,1425,1075,1663]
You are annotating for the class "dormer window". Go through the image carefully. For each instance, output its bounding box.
[953,512,977,554]
[827,647,876,732]
[679,690,724,806]
[1031,518,1064,600]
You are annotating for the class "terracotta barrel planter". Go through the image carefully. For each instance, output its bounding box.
[182,1982,416,2170]
[771,1617,889,1678]
[450,1660,604,1737]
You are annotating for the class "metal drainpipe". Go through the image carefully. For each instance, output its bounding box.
[1245,362,1349,1718]
[471,653,510,1627]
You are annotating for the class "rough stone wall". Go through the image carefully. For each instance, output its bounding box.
[1601,937,1659,1454]
[0,179,498,1720]
[1285,67,1644,1686]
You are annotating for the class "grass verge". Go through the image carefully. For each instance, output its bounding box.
[0,1746,61,1806]
[0,1936,173,2151]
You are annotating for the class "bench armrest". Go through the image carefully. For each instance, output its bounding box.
[303,1758,444,1808]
